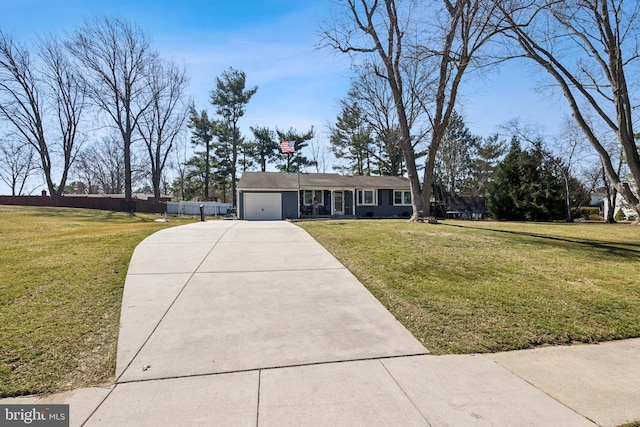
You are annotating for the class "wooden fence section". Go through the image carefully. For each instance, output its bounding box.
[0,195,167,214]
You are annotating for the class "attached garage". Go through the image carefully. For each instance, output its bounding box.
[238,173,300,220]
[243,192,282,220]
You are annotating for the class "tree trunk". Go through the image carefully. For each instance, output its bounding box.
[123,121,133,200]
[563,171,572,222]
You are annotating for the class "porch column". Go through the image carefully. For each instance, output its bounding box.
[352,188,356,216]
[331,190,335,216]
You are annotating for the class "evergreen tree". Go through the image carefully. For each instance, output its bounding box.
[170,155,206,201]
[249,126,279,172]
[434,111,480,195]
[186,107,215,200]
[276,127,316,173]
[335,87,404,176]
[468,135,506,198]
[182,156,207,201]
[211,121,234,203]
[373,127,404,176]
[330,100,374,175]
[487,138,565,221]
[210,67,257,207]
[487,139,526,220]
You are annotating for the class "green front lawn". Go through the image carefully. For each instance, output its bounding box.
[298,220,640,354]
[0,206,191,397]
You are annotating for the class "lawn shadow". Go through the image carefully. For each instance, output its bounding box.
[11,206,159,224]
[443,222,640,261]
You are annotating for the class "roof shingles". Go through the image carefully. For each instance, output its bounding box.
[238,172,410,190]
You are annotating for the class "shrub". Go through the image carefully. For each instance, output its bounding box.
[573,206,600,219]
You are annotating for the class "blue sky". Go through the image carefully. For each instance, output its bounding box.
[0,0,571,192]
[1,1,351,142]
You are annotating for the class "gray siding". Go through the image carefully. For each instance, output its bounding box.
[355,189,412,218]
[282,191,299,219]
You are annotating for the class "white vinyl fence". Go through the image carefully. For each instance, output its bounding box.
[167,201,233,216]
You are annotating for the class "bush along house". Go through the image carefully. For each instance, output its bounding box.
[237,172,413,220]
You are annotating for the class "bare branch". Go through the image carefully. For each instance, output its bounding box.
[498,0,640,216]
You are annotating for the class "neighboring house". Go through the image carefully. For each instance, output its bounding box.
[237,172,413,220]
[612,192,638,220]
[592,186,639,221]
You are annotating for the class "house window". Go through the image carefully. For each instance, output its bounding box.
[394,190,412,206]
[303,190,323,205]
[357,189,378,206]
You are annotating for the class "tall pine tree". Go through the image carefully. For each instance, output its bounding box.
[186,107,215,200]
[210,67,257,206]
[487,138,565,221]
[330,101,374,175]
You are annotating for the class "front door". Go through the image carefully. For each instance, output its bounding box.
[334,191,344,215]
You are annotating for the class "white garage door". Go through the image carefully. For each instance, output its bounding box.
[244,193,282,220]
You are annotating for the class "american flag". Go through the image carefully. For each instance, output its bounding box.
[280,140,295,154]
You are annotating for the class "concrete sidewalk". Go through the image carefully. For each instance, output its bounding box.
[3,220,639,426]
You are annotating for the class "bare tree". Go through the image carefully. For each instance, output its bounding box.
[309,137,330,173]
[137,59,189,202]
[322,0,501,220]
[0,31,85,195]
[67,16,157,200]
[498,0,640,221]
[323,1,429,219]
[77,135,126,194]
[0,139,37,195]
[72,153,98,194]
[0,31,49,192]
[39,36,87,194]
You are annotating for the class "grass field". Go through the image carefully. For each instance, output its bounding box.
[0,206,192,397]
[298,219,640,355]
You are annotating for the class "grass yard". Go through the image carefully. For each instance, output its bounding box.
[2,209,638,398]
[298,219,640,355]
[0,206,192,397]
